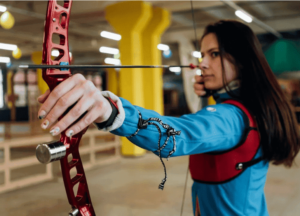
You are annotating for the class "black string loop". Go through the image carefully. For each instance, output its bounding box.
[127,110,181,190]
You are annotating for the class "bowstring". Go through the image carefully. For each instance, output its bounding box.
[180,162,190,216]
[191,0,200,60]
[180,1,201,216]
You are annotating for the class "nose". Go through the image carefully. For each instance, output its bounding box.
[199,57,208,70]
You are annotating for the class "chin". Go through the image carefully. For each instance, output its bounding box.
[204,83,222,90]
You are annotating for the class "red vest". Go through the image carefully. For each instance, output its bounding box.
[189,100,262,184]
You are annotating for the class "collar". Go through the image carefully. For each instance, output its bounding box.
[212,80,241,104]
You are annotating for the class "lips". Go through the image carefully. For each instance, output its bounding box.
[203,75,213,80]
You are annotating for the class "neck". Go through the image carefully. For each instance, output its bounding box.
[217,80,241,94]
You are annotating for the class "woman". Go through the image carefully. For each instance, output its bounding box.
[37,20,299,215]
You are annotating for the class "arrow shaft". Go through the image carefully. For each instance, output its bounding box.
[20,64,197,69]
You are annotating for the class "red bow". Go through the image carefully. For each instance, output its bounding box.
[36,0,96,215]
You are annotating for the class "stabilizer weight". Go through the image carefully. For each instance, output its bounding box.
[69,208,79,216]
[36,140,66,164]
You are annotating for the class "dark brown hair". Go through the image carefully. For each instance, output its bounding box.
[201,20,300,167]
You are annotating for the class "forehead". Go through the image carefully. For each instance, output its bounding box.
[200,33,219,52]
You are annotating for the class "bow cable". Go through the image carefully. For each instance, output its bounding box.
[180,1,202,216]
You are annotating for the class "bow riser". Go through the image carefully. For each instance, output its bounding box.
[38,1,96,215]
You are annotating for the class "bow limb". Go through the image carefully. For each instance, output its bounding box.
[36,0,96,215]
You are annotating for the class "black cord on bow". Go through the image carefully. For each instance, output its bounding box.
[127,110,181,190]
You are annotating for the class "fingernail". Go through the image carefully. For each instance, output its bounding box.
[50,127,60,136]
[200,91,207,96]
[39,110,47,119]
[41,120,49,129]
[66,130,74,138]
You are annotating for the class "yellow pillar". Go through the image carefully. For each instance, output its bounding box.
[106,68,119,95]
[142,8,170,114]
[106,1,152,156]
[208,96,216,105]
[6,70,17,121]
[31,51,48,94]
[6,70,13,109]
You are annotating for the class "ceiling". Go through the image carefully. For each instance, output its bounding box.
[0,0,300,66]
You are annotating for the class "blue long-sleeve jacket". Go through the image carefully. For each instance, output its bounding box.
[111,91,269,216]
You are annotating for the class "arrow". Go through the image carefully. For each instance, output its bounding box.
[19,63,198,70]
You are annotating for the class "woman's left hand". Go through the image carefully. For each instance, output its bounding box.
[37,74,112,137]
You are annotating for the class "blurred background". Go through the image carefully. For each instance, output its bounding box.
[0,1,300,216]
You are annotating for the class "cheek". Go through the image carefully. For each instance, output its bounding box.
[224,60,238,82]
[225,70,237,81]
[204,73,224,90]
[205,63,224,89]
[226,72,236,82]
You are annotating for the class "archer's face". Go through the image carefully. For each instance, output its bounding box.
[199,33,238,90]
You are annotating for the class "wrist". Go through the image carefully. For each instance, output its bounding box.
[96,97,113,123]
[94,97,118,129]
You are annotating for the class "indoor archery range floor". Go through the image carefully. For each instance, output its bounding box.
[0,152,300,216]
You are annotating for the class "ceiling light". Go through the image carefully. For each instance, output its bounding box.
[0,6,7,12]
[169,67,181,73]
[51,50,59,57]
[104,58,120,65]
[100,31,121,41]
[51,50,71,58]
[0,43,17,51]
[157,44,169,51]
[99,46,119,55]
[196,69,202,76]
[235,10,252,23]
[0,57,10,63]
[192,51,201,58]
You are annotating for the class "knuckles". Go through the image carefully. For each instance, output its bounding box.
[193,83,204,90]
[73,73,85,82]
[72,124,82,135]
[45,112,56,122]
[83,115,93,126]
[83,80,95,91]
[51,89,62,100]
[90,90,101,100]
[194,75,204,83]
[57,96,69,107]
[71,105,83,117]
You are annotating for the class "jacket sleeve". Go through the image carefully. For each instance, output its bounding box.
[110,97,248,159]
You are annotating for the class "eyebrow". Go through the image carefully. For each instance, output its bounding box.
[200,47,219,56]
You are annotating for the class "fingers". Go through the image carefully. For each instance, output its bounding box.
[37,89,50,104]
[40,83,86,130]
[48,92,95,136]
[193,75,206,96]
[64,97,112,137]
[194,85,206,96]
[38,72,113,137]
[39,78,96,131]
[38,74,85,119]
[50,92,111,137]
[194,75,204,83]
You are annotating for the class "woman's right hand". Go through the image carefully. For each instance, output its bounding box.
[193,75,207,97]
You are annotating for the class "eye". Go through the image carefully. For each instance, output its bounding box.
[211,52,220,58]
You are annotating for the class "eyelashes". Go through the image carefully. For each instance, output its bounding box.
[201,51,220,59]
[211,52,220,58]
